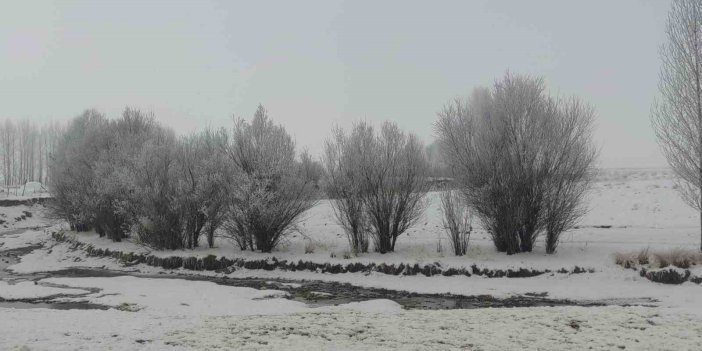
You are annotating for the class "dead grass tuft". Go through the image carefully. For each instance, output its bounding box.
[614,248,702,269]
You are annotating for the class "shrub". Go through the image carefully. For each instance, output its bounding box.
[651,248,702,269]
[614,248,701,269]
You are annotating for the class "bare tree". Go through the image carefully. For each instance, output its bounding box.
[224,105,317,253]
[440,188,472,256]
[436,73,596,255]
[652,0,702,251]
[337,121,430,254]
[542,98,597,253]
[323,125,371,253]
[49,109,111,231]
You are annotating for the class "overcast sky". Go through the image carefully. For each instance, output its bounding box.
[1,0,671,168]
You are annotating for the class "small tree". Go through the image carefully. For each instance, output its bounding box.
[652,0,702,251]
[440,188,472,256]
[327,121,429,254]
[49,109,111,232]
[224,105,316,253]
[197,129,232,248]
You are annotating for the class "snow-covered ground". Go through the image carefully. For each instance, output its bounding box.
[2,168,702,350]
[0,204,52,232]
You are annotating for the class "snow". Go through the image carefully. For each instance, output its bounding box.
[0,281,88,300]
[3,304,699,350]
[8,243,123,274]
[0,276,406,350]
[41,276,308,317]
[0,228,46,250]
[164,306,702,351]
[333,299,403,314]
[0,204,51,231]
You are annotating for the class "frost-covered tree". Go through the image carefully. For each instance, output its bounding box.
[224,105,317,253]
[440,188,472,256]
[325,121,429,254]
[133,126,184,249]
[323,124,371,253]
[652,0,702,251]
[49,109,111,231]
[195,129,232,248]
[436,73,596,254]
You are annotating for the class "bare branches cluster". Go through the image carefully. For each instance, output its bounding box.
[439,188,472,256]
[652,0,702,251]
[436,73,597,254]
[323,121,430,254]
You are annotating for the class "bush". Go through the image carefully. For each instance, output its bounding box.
[436,73,596,254]
[614,248,701,269]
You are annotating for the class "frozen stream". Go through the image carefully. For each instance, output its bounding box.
[0,228,655,311]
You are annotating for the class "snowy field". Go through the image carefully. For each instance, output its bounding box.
[2,168,702,350]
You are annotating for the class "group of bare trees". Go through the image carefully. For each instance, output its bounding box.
[50,105,317,251]
[0,119,63,187]
[436,73,597,255]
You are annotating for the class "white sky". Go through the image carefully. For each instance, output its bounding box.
[0,0,671,168]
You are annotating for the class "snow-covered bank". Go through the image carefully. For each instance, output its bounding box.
[0,228,48,250]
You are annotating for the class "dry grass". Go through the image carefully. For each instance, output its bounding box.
[304,241,316,254]
[614,248,702,269]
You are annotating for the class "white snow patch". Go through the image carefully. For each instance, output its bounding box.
[9,244,121,274]
[0,281,89,300]
[164,305,702,351]
[41,276,308,317]
[0,229,47,250]
[334,299,403,314]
